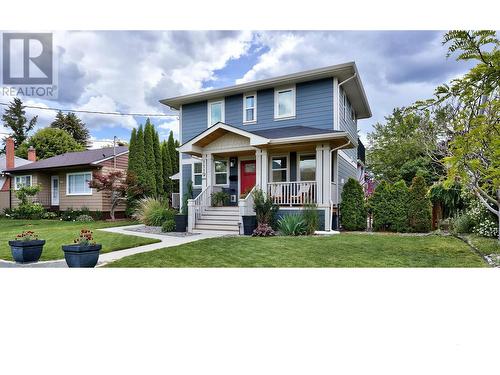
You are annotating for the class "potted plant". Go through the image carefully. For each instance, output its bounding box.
[62,229,102,268]
[212,191,230,207]
[8,230,45,263]
[175,180,192,232]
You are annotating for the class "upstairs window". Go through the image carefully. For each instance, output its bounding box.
[208,99,224,127]
[243,93,257,123]
[274,86,296,119]
[14,175,32,190]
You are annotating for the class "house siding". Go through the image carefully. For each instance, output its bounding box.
[337,154,357,202]
[181,78,335,143]
[339,87,358,160]
[58,169,104,211]
[96,153,129,169]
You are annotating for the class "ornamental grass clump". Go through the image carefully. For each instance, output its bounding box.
[278,214,306,236]
[133,197,175,226]
[74,229,96,246]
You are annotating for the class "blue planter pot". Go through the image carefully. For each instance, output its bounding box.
[8,240,46,263]
[62,244,102,268]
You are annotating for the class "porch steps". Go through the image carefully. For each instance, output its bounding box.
[194,206,240,233]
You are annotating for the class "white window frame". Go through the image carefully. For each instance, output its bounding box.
[213,158,229,187]
[14,175,32,190]
[296,153,316,182]
[192,161,203,188]
[207,99,225,128]
[270,154,289,182]
[66,172,93,196]
[243,92,257,123]
[274,86,296,120]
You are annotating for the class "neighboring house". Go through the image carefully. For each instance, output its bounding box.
[4,144,129,218]
[0,138,34,211]
[161,62,372,232]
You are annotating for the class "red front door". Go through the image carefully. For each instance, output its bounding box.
[240,160,256,195]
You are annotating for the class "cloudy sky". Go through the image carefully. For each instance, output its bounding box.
[1,30,475,146]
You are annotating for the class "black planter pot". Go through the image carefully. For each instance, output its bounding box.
[175,214,188,232]
[8,240,46,263]
[242,215,257,235]
[62,244,102,268]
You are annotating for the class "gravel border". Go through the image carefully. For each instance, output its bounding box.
[125,226,200,237]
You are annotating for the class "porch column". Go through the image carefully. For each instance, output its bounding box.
[322,144,332,231]
[315,144,324,204]
[255,149,262,188]
[261,149,268,193]
[202,152,213,189]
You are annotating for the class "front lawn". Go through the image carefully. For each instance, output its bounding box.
[0,219,160,261]
[106,233,487,267]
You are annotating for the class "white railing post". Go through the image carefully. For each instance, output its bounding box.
[187,199,195,233]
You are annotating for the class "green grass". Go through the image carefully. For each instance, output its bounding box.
[464,234,500,256]
[106,233,486,268]
[0,219,160,261]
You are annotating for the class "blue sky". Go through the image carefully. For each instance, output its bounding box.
[0,31,475,147]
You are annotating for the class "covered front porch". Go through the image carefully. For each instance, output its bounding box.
[178,123,355,232]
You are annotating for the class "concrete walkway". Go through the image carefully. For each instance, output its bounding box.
[0,224,232,268]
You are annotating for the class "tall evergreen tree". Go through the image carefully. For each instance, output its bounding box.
[340,178,367,231]
[167,131,177,174]
[135,124,147,190]
[153,128,164,195]
[161,140,172,196]
[50,111,90,147]
[408,175,432,233]
[1,97,37,150]
[143,120,157,195]
[128,128,138,177]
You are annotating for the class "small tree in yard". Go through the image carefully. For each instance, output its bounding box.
[389,180,410,232]
[340,177,366,231]
[408,175,432,232]
[370,181,392,231]
[88,171,127,221]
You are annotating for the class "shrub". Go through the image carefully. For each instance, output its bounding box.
[474,219,498,238]
[76,214,94,222]
[278,214,306,236]
[252,223,276,237]
[389,180,410,232]
[41,211,58,220]
[161,219,176,233]
[133,197,175,226]
[370,181,392,231]
[452,213,475,234]
[302,203,319,234]
[408,176,432,232]
[12,185,46,219]
[252,188,278,228]
[340,178,367,231]
[212,191,230,206]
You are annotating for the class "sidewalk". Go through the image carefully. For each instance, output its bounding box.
[0,225,231,268]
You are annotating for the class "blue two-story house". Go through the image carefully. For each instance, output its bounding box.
[161,62,372,233]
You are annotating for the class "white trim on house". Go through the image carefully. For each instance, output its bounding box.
[243,92,257,123]
[207,98,225,128]
[338,150,357,168]
[66,171,93,196]
[14,175,32,190]
[274,85,296,120]
[51,175,59,205]
[333,77,339,130]
[268,131,355,146]
[90,150,129,165]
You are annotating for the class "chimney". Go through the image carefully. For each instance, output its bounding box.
[5,137,14,169]
[28,146,36,162]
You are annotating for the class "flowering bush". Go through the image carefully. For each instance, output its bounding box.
[76,214,94,222]
[252,223,276,237]
[474,219,499,238]
[14,230,39,241]
[73,229,97,246]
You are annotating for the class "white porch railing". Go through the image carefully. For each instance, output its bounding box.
[187,185,213,232]
[267,181,317,206]
[238,186,256,234]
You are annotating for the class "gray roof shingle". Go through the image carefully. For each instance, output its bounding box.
[5,146,128,172]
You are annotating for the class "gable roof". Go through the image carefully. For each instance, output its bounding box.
[160,62,372,119]
[0,155,32,172]
[5,146,128,173]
